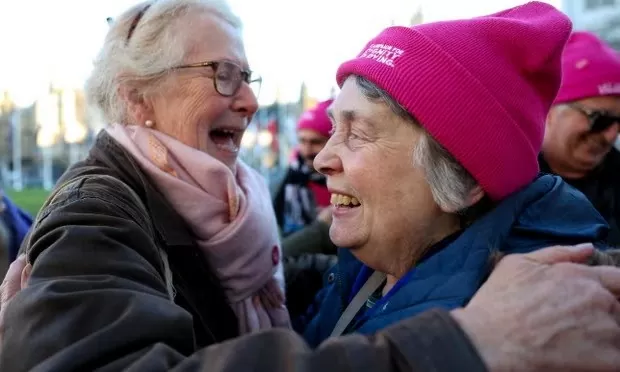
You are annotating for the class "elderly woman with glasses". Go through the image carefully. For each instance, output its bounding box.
[0,0,288,366]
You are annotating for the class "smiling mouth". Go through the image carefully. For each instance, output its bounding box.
[209,128,242,153]
[331,193,361,208]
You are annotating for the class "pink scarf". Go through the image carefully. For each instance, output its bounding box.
[106,124,290,334]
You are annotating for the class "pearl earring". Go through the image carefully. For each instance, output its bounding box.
[145,120,154,128]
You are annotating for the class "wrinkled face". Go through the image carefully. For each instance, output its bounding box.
[314,77,449,276]
[144,13,258,172]
[297,129,328,169]
[544,96,620,176]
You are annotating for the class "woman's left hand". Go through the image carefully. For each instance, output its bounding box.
[0,254,30,346]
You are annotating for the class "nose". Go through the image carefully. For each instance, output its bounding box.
[298,141,311,155]
[602,122,620,144]
[231,82,259,118]
[314,137,342,176]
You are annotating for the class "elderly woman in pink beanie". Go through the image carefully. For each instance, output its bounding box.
[540,31,620,246]
[297,1,613,345]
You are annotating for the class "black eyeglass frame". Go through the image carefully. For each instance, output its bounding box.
[173,60,262,98]
[567,103,620,134]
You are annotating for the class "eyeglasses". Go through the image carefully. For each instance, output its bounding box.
[173,60,262,98]
[568,103,620,133]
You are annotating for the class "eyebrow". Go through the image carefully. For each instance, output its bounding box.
[339,109,378,132]
[327,108,361,122]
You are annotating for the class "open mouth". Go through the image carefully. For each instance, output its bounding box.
[209,128,242,153]
[331,193,361,208]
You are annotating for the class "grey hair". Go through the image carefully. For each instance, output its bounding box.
[85,0,242,124]
[354,75,484,214]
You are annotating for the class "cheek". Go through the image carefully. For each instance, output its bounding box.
[349,153,421,208]
[176,85,229,143]
[567,119,591,140]
[369,160,432,222]
[387,168,430,214]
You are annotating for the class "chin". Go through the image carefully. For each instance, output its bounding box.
[329,224,362,249]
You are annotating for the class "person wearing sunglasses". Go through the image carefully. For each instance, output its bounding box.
[541,31,620,246]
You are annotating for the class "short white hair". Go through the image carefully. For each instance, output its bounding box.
[85,0,242,124]
[353,75,480,212]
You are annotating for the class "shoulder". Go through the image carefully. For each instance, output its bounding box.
[39,171,149,229]
[26,171,154,263]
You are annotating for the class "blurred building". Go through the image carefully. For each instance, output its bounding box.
[562,0,620,49]
[0,83,101,189]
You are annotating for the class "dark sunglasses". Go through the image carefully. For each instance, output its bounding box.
[568,103,620,133]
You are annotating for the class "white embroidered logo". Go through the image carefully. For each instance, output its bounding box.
[598,82,620,95]
[300,111,315,121]
[359,44,404,68]
[575,58,589,69]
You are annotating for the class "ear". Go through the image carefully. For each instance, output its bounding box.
[117,83,154,126]
[545,105,561,130]
[440,184,485,214]
[467,184,485,206]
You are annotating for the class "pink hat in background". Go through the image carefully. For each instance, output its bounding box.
[336,1,572,201]
[554,31,620,104]
[296,99,334,138]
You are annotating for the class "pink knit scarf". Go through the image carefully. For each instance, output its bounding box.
[106,124,290,334]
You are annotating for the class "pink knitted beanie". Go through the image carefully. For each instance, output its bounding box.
[336,1,572,201]
[554,31,620,104]
[296,99,334,138]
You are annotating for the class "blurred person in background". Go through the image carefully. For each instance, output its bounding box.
[273,99,334,237]
[541,31,620,246]
[297,2,614,346]
[0,211,8,280]
[0,189,32,278]
[274,100,339,321]
[282,205,337,324]
[0,1,290,369]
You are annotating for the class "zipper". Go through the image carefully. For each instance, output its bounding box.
[336,270,345,315]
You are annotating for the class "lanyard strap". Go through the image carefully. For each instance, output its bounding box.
[329,271,386,337]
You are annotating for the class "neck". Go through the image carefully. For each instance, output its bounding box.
[541,152,589,179]
[381,215,460,296]
[383,275,398,296]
